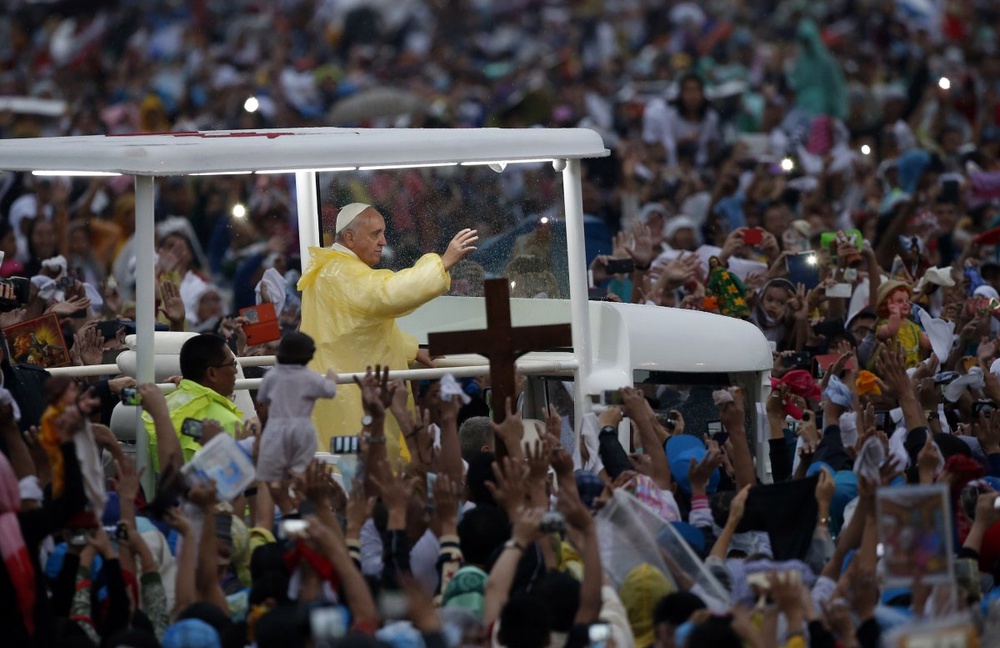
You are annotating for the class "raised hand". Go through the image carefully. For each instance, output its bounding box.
[626,221,655,270]
[485,456,528,517]
[47,296,91,318]
[490,397,524,458]
[158,280,186,326]
[441,229,479,271]
[346,481,376,538]
[353,365,386,418]
[688,450,722,496]
[115,456,144,505]
[72,322,105,366]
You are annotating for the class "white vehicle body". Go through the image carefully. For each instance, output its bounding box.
[0,127,773,481]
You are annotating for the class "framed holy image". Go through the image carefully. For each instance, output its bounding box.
[875,484,954,587]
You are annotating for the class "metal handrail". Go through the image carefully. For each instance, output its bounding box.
[48,356,580,391]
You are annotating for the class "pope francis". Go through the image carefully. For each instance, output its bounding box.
[298,203,479,459]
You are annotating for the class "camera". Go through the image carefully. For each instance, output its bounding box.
[974,401,995,419]
[0,276,30,312]
[56,275,75,290]
[122,387,141,406]
[539,510,566,535]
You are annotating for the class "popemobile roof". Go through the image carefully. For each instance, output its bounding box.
[0,127,609,176]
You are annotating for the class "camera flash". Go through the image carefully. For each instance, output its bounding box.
[938,77,951,91]
[231,203,247,219]
[780,157,794,172]
[244,96,260,113]
[861,144,871,155]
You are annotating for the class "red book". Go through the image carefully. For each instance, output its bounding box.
[240,302,281,346]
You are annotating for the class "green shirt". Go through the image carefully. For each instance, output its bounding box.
[143,379,243,474]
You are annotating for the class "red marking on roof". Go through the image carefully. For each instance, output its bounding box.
[106,131,294,139]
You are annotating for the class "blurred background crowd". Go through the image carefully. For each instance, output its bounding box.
[1,1,1000,648]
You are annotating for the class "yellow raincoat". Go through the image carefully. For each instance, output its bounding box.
[297,245,451,459]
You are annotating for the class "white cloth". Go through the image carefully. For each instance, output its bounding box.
[178,271,216,326]
[439,373,471,405]
[76,421,108,517]
[18,476,43,503]
[41,255,67,275]
[254,267,287,316]
[915,306,955,362]
[854,436,886,482]
[31,275,59,302]
[943,367,984,403]
[0,387,22,421]
[574,411,603,473]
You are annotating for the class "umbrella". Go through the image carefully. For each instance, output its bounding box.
[326,88,428,125]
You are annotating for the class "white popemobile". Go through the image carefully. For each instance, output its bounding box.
[0,127,772,490]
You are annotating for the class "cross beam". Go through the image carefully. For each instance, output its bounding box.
[428,279,572,457]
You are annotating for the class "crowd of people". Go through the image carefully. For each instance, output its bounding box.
[3,0,1000,647]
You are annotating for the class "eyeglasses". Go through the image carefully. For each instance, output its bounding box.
[213,360,238,370]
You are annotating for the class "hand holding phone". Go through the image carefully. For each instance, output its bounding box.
[604,258,635,275]
[742,227,764,246]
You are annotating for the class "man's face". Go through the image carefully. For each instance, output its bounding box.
[850,315,876,341]
[205,345,238,397]
[345,210,387,267]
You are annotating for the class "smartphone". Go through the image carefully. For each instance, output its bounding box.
[180,418,203,440]
[604,258,635,275]
[874,410,889,431]
[782,352,812,371]
[589,623,611,648]
[786,252,820,290]
[707,420,722,436]
[69,530,88,547]
[310,606,348,641]
[819,229,863,251]
[96,320,121,340]
[378,591,409,621]
[115,521,128,542]
[426,472,438,502]
[603,390,625,406]
[742,227,764,246]
[278,518,308,540]
[332,435,359,454]
[121,387,141,406]
[826,283,852,298]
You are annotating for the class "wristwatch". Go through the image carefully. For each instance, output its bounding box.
[503,539,525,553]
[361,415,373,427]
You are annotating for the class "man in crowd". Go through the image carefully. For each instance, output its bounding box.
[143,332,242,472]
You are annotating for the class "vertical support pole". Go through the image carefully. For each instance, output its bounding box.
[561,159,593,447]
[134,175,156,496]
[295,171,320,260]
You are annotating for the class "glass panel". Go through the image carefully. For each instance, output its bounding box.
[316,165,571,301]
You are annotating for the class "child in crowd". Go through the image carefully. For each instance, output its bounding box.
[255,331,337,496]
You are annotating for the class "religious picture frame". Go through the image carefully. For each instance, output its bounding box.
[875,484,954,587]
[2,312,71,369]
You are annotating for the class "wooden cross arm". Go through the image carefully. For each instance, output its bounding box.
[427,323,572,359]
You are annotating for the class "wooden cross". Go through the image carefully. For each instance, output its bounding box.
[427,278,572,457]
